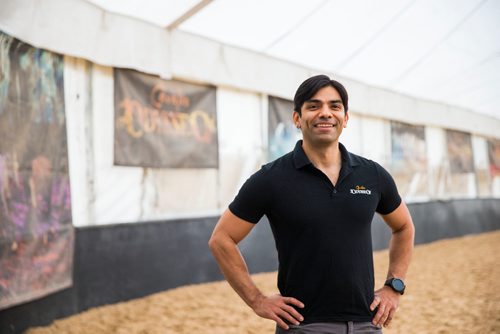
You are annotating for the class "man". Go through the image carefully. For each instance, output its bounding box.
[209,75,415,333]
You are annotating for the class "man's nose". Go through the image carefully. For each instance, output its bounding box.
[318,105,332,117]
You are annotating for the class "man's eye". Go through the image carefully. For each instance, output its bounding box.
[308,105,318,109]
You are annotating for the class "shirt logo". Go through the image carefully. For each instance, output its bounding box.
[350,185,372,195]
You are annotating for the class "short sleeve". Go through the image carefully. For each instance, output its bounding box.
[228,167,271,224]
[375,162,402,215]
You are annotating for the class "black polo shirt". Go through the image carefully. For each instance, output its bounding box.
[229,140,401,323]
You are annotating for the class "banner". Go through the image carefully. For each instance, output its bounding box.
[487,138,500,177]
[446,130,474,174]
[443,129,476,197]
[390,121,428,199]
[268,96,300,161]
[0,32,73,310]
[114,69,218,168]
[391,122,427,172]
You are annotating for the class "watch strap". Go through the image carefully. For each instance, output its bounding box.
[384,278,405,295]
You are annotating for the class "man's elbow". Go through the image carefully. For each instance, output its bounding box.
[406,217,415,235]
[395,218,415,241]
[208,233,218,253]
[208,231,227,254]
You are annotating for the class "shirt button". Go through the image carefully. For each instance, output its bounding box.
[333,189,337,194]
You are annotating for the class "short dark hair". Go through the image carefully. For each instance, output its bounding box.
[293,74,348,116]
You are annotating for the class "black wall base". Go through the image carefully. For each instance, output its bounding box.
[1,198,499,333]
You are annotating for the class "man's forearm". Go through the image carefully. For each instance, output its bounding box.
[209,235,263,308]
[387,221,415,279]
[209,218,305,330]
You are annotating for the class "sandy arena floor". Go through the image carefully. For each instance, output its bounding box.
[26,230,500,334]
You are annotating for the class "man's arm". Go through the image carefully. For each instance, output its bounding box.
[208,209,304,330]
[370,201,415,328]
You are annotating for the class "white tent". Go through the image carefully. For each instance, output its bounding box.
[2,0,500,121]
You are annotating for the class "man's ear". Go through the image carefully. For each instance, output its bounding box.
[293,111,301,128]
[343,111,349,128]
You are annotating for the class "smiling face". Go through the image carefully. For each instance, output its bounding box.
[293,85,348,147]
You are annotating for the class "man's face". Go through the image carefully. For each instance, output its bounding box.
[293,86,348,146]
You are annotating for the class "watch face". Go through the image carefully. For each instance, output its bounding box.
[392,279,405,291]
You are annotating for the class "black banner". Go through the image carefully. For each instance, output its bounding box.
[0,32,73,310]
[114,69,218,168]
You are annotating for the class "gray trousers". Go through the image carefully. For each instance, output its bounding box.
[275,322,382,334]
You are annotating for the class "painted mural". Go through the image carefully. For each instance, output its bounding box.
[487,138,500,177]
[268,96,300,161]
[0,31,73,310]
[446,130,474,174]
[390,121,428,199]
[444,129,476,197]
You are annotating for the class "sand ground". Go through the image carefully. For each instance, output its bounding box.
[26,230,500,334]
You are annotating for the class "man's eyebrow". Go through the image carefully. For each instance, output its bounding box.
[305,99,343,104]
[329,100,343,105]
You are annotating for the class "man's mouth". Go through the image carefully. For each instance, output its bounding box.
[314,123,336,128]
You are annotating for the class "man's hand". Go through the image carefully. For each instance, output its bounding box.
[370,286,400,328]
[252,294,305,330]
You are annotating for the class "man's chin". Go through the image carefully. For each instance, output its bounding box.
[307,136,339,147]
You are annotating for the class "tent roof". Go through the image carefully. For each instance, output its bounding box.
[80,0,500,120]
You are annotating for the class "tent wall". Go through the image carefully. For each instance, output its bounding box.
[58,58,500,226]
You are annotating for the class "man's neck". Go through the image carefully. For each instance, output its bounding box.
[302,140,342,169]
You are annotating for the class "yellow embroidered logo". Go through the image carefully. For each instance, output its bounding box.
[350,185,371,195]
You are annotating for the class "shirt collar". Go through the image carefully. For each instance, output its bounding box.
[292,140,359,169]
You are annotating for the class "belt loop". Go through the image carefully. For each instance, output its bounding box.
[347,321,354,334]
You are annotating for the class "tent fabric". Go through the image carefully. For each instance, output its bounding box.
[92,0,500,121]
[0,0,171,78]
[1,0,500,123]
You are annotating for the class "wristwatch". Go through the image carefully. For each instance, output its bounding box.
[384,278,406,295]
